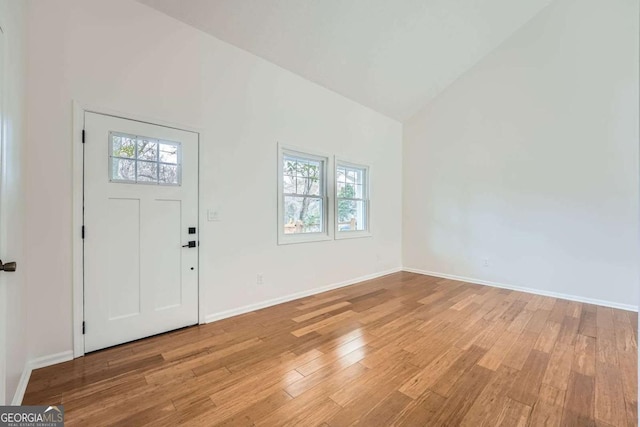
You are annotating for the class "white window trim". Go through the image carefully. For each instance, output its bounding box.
[277,143,333,245]
[334,158,371,239]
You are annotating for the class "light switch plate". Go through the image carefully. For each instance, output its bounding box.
[207,210,220,221]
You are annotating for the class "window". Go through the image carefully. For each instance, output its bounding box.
[336,161,369,237]
[278,146,331,244]
[109,132,181,185]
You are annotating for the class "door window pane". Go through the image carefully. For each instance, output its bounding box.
[109,132,182,186]
[137,139,158,161]
[137,161,158,182]
[159,143,179,164]
[112,158,136,182]
[159,164,179,185]
[112,135,136,158]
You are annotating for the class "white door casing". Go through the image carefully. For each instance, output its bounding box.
[83,112,199,353]
[0,24,6,405]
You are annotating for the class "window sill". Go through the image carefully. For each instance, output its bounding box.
[335,231,372,240]
[278,233,333,245]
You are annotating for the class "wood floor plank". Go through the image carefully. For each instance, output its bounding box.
[478,330,521,371]
[203,369,304,423]
[617,350,639,406]
[350,390,413,426]
[280,397,342,427]
[508,349,550,406]
[290,310,356,337]
[329,358,417,407]
[21,272,637,426]
[502,330,539,370]
[392,390,446,426]
[596,327,620,367]
[595,361,627,427]
[325,362,418,426]
[580,310,599,338]
[255,362,368,426]
[548,300,570,323]
[431,364,495,426]
[528,383,566,427]
[562,370,596,426]
[528,311,555,337]
[542,342,574,391]
[429,345,486,397]
[295,337,367,376]
[285,345,369,398]
[460,365,519,427]
[534,321,562,353]
[398,346,464,399]
[557,315,581,346]
[495,397,532,427]
[615,321,637,354]
[625,401,637,427]
[597,307,616,331]
[212,389,292,427]
[296,293,348,311]
[574,334,597,377]
[292,301,352,323]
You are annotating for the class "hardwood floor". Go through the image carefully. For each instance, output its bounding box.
[24,272,638,426]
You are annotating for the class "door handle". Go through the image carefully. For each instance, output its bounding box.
[182,241,197,248]
[0,260,17,272]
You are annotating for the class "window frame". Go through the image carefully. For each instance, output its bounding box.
[277,144,333,245]
[334,159,371,239]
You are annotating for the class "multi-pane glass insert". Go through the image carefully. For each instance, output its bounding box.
[109,132,182,186]
[336,163,368,232]
[282,153,325,234]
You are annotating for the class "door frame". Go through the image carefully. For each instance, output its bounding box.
[0,23,6,404]
[72,101,205,357]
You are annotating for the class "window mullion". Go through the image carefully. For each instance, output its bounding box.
[156,138,160,185]
[337,197,365,202]
[134,137,139,183]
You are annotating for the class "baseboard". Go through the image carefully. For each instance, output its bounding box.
[11,350,74,405]
[11,365,31,405]
[205,267,403,324]
[403,267,638,312]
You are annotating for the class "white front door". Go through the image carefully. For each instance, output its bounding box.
[84,112,199,353]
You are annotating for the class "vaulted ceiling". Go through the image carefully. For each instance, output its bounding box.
[137,0,552,121]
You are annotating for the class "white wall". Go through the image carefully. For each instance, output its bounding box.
[0,0,28,403]
[25,0,402,360]
[403,0,639,308]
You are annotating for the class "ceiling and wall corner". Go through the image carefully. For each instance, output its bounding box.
[402,0,639,308]
[136,0,553,121]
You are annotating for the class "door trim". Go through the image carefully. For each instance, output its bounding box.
[72,101,205,357]
[0,21,6,405]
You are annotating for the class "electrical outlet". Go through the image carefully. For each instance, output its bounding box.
[256,274,264,285]
[483,258,490,267]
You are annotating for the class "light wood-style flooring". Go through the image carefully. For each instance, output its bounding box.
[24,272,638,426]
